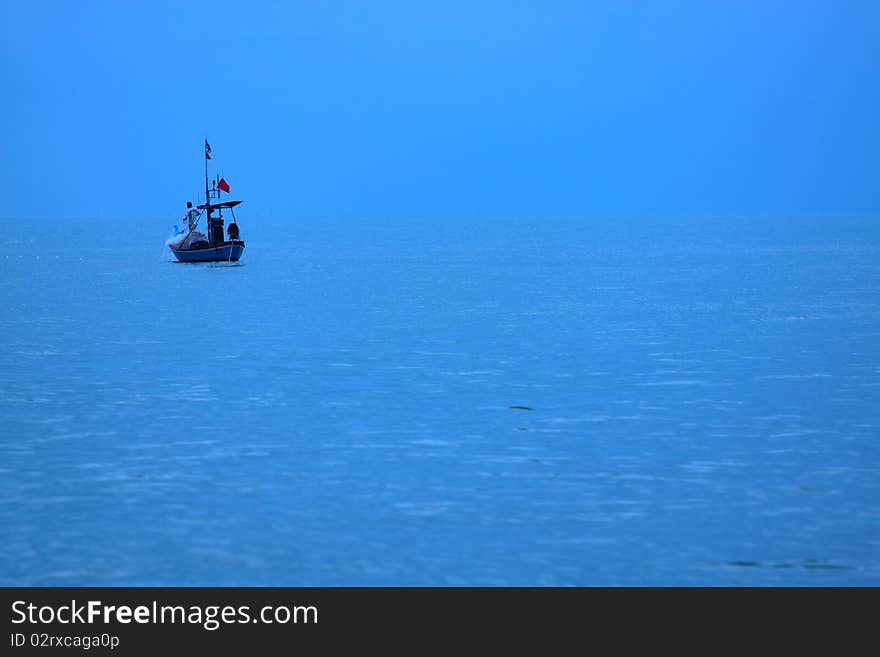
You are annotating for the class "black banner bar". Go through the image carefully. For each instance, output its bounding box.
[0,587,872,654]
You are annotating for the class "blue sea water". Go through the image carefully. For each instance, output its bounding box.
[1,215,878,586]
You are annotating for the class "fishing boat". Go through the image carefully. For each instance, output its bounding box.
[167,140,245,263]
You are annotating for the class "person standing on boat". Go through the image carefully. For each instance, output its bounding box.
[183,201,200,231]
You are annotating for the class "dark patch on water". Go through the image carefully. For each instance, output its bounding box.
[509,405,534,411]
[727,559,855,571]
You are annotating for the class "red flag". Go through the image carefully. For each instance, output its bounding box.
[217,177,230,193]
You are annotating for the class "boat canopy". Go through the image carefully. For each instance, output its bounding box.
[197,200,243,210]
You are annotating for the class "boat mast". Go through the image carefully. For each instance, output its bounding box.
[204,139,211,222]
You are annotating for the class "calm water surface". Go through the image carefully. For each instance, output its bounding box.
[1,216,878,585]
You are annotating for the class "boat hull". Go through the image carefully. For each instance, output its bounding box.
[169,241,245,263]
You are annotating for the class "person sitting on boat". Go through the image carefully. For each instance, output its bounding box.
[183,201,200,231]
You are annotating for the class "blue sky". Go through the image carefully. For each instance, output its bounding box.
[1,1,878,220]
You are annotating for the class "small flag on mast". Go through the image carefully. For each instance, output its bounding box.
[217,177,230,193]
[205,140,212,160]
